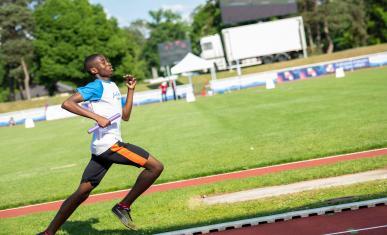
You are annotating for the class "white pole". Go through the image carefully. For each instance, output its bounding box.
[164,66,168,77]
[236,60,242,76]
[210,67,217,80]
[299,16,308,58]
[166,65,171,77]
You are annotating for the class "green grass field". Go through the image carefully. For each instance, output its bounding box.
[1,66,387,210]
[0,44,386,113]
[0,157,386,234]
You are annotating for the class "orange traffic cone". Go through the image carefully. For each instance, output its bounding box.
[201,86,206,96]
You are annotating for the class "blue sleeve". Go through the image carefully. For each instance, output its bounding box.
[76,80,103,101]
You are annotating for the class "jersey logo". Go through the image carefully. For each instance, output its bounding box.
[113,91,121,100]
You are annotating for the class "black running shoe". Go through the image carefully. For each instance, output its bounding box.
[111,204,137,230]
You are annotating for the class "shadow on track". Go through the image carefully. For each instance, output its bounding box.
[62,218,140,235]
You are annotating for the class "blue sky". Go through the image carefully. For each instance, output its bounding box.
[89,0,207,27]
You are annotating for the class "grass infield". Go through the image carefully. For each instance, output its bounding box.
[0,67,387,210]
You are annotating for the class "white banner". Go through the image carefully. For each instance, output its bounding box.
[210,72,277,93]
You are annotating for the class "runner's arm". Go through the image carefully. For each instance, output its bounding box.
[122,75,136,121]
[62,93,110,127]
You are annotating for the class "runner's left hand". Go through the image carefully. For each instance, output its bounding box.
[124,74,137,90]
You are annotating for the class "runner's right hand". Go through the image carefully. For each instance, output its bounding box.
[96,117,111,128]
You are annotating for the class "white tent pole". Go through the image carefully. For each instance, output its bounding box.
[164,66,168,77]
[210,67,217,80]
[166,65,171,77]
[188,75,193,85]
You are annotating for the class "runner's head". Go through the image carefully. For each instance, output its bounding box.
[84,54,113,78]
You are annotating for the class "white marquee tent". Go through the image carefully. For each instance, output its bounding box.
[171,53,217,84]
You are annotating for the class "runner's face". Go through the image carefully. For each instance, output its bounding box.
[96,56,113,77]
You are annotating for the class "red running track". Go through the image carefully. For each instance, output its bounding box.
[1,148,387,219]
[214,206,387,235]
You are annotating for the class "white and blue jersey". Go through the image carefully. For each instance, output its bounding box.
[76,79,123,155]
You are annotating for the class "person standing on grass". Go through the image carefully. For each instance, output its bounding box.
[37,54,164,235]
[159,81,168,102]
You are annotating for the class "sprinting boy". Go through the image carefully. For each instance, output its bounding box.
[38,54,164,234]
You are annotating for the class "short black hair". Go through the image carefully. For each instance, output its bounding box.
[84,54,103,75]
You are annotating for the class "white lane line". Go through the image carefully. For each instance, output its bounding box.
[323,225,387,235]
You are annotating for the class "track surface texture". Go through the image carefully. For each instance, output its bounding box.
[213,206,387,235]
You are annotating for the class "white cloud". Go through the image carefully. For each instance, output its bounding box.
[161,3,195,21]
[161,4,187,12]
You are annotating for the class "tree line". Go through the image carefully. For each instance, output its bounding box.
[0,0,385,102]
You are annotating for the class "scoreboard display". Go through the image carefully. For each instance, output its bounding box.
[158,40,192,66]
[220,0,298,24]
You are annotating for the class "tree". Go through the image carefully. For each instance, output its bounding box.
[115,27,148,80]
[112,20,149,79]
[0,59,9,102]
[33,0,145,94]
[127,19,149,42]
[190,0,222,55]
[0,0,34,101]
[298,0,320,53]
[142,9,190,71]
[365,0,387,44]
[300,0,368,54]
[331,0,368,50]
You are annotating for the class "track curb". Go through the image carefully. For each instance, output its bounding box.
[156,198,387,235]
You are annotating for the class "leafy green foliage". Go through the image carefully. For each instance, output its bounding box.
[190,0,222,55]
[0,59,10,102]
[142,9,190,72]
[366,0,387,44]
[33,0,147,93]
[0,0,34,100]
[298,0,383,53]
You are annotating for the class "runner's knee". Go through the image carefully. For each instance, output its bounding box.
[154,161,164,175]
[75,183,94,201]
[146,157,164,175]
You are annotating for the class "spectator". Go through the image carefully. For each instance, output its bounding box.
[8,117,16,127]
[44,102,49,118]
[159,82,168,102]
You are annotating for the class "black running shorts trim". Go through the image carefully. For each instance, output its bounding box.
[81,141,150,187]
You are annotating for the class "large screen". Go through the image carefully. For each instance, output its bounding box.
[220,0,298,24]
[158,40,192,66]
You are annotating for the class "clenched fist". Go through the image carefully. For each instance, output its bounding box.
[124,74,137,90]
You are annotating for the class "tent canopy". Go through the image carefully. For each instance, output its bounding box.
[171,53,214,75]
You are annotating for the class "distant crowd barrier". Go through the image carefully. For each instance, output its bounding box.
[210,52,387,94]
[1,52,386,127]
[277,54,386,82]
[0,107,47,127]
